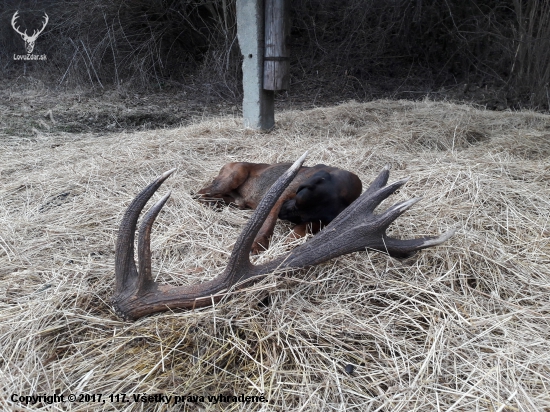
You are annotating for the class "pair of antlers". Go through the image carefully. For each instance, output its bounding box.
[11,11,49,54]
[113,153,455,320]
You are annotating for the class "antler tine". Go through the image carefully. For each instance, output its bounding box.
[114,169,176,294]
[11,11,26,36]
[362,176,411,214]
[137,191,171,294]
[376,196,422,230]
[363,164,390,196]
[383,228,457,258]
[221,151,308,275]
[35,13,49,37]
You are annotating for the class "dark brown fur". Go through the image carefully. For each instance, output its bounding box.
[197,162,362,253]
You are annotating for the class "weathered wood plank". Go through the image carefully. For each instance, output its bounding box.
[264,0,290,91]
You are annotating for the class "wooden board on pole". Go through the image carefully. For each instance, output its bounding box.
[264,0,290,91]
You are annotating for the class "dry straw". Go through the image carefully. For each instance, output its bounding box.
[1,100,549,411]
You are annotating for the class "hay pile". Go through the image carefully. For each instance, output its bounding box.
[1,100,549,411]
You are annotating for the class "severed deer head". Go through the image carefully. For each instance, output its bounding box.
[11,11,49,54]
[113,152,455,320]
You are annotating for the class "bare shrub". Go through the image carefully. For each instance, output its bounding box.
[1,0,239,94]
[1,0,549,109]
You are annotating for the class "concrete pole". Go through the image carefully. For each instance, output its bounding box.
[236,0,275,130]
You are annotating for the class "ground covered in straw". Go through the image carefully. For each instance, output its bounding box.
[1,100,549,411]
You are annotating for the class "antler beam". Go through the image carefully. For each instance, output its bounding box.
[113,153,454,320]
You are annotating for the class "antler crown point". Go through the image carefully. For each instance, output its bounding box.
[160,168,177,179]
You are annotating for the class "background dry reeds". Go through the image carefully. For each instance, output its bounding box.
[1,0,550,110]
[1,100,549,411]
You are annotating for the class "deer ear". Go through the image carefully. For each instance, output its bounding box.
[294,184,314,208]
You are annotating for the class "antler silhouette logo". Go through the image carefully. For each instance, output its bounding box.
[11,11,49,54]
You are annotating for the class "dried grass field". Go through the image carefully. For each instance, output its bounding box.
[1,100,549,411]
